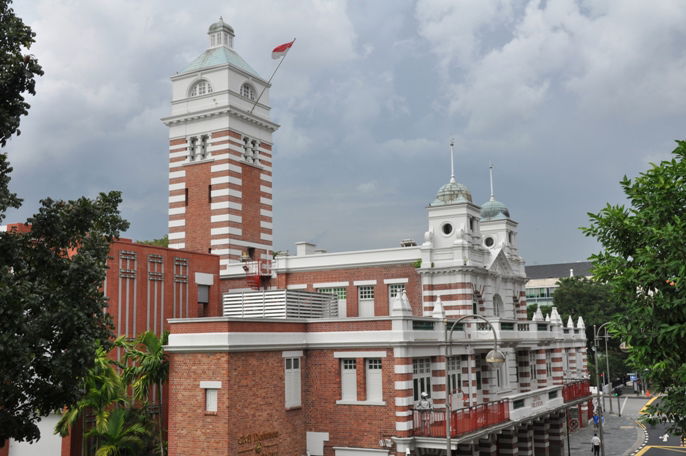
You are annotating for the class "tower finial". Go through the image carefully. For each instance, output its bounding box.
[449,139,456,184]
[489,161,495,201]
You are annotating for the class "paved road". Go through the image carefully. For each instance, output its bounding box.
[635,397,685,455]
[568,392,650,456]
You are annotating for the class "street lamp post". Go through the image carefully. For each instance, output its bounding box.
[444,315,506,456]
[593,323,612,456]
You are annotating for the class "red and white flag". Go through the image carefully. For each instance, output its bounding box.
[272,40,295,59]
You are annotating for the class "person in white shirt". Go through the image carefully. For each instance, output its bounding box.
[591,433,601,456]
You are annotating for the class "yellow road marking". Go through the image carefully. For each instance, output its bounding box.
[640,396,660,415]
[635,446,686,455]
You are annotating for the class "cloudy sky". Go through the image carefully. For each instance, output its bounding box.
[7,0,686,264]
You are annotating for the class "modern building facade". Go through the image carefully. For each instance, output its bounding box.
[524,262,593,308]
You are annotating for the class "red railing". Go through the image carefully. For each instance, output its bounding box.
[563,379,591,402]
[412,400,510,438]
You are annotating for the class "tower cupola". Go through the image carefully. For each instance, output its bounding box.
[430,139,472,206]
[480,163,510,220]
[208,17,234,49]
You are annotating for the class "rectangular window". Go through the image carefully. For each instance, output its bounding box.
[208,184,212,203]
[198,285,209,317]
[341,359,357,401]
[318,287,347,318]
[529,351,537,380]
[476,370,483,390]
[358,285,375,317]
[412,358,432,401]
[447,357,461,394]
[205,389,218,412]
[365,359,382,402]
[185,188,189,207]
[472,295,478,315]
[546,351,552,378]
[284,357,301,408]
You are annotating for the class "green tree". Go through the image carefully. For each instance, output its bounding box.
[583,140,686,433]
[0,0,129,443]
[87,408,148,456]
[138,235,168,248]
[552,277,628,384]
[121,331,169,456]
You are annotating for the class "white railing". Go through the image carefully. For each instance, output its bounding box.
[223,289,338,319]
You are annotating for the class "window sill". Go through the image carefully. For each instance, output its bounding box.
[204,411,218,416]
[285,405,302,411]
[336,400,386,406]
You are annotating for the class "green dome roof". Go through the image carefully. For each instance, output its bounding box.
[180,46,262,79]
[209,19,234,35]
[430,178,472,206]
[480,198,510,219]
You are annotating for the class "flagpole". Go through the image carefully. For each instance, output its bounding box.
[249,38,295,114]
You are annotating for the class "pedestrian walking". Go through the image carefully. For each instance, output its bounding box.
[591,433,601,456]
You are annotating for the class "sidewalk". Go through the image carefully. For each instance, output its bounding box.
[568,411,646,456]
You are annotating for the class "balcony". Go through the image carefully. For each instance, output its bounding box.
[412,400,509,438]
[563,379,591,402]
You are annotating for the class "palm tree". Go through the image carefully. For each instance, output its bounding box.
[56,345,127,439]
[87,408,148,456]
[121,331,169,456]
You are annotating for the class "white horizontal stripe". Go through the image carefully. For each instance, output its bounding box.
[384,278,409,285]
[210,227,242,236]
[211,188,242,198]
[168,242,185,249]
[169,195,185,203]
[210,176,242,185]
[334,351,387,359]
[210,238,229,245]
[260,221,273,229]
[260,233,273,241]
[211,214,242,223]
[211,248,243,256]
[227,239,272,249]
[395,410,412,417]
[260,173,272,183]
[169,207,186,215]
[313,281,349,288]
[422,289,471,296]
[168,219,185,228]
[260,197,272,206]
[168,232,185,240]
[210,201,242,211]
[260,185,272,194]
[394,380,413,390]
[169,151,187,160]
[260,209,272,218]
[169,161,184,169]
[354,280,377,286]
[169,170,186,179]
[211,163,242,174]
[169,182,185,191]
[395,421,413,432]
[394,364,413,374]
[287,284,308,290]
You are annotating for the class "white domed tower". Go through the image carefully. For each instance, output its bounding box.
[162,19,279,274]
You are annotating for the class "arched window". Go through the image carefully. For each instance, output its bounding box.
[493,294,503,317]
[189,79,213,97]
[240,83,256,101]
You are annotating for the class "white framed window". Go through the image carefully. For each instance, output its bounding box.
[546,351,552,379]
[341,359,357,401]
[358,285,375,317]
[241,83,256,100]
[198,134,209,160]
[412,358,431,401]
[365,359,383,402]
[205,389,218,412]
[188,136,198,161]
[447,356,461,394]
[529,351,537,380]
[318,287,347,318]
[284,357,301,408]
[189,79,213,97]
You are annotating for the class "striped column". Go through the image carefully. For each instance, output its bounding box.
[518,423,534,456]
[466,354,477,405]
[497,429,519,456]
[421,280,474,317]
[579,347,589,377]
[393,357,414,437]
[533,420,550,456]
[551,348,564,385]
[548,413,566,456]
[567,348,577,377]
[478,435,497,455]
[536,349,548,389]
[517,291,528,320]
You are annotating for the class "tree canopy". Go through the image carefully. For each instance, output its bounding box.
[583,140,686,433]
[0,0,129,443]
